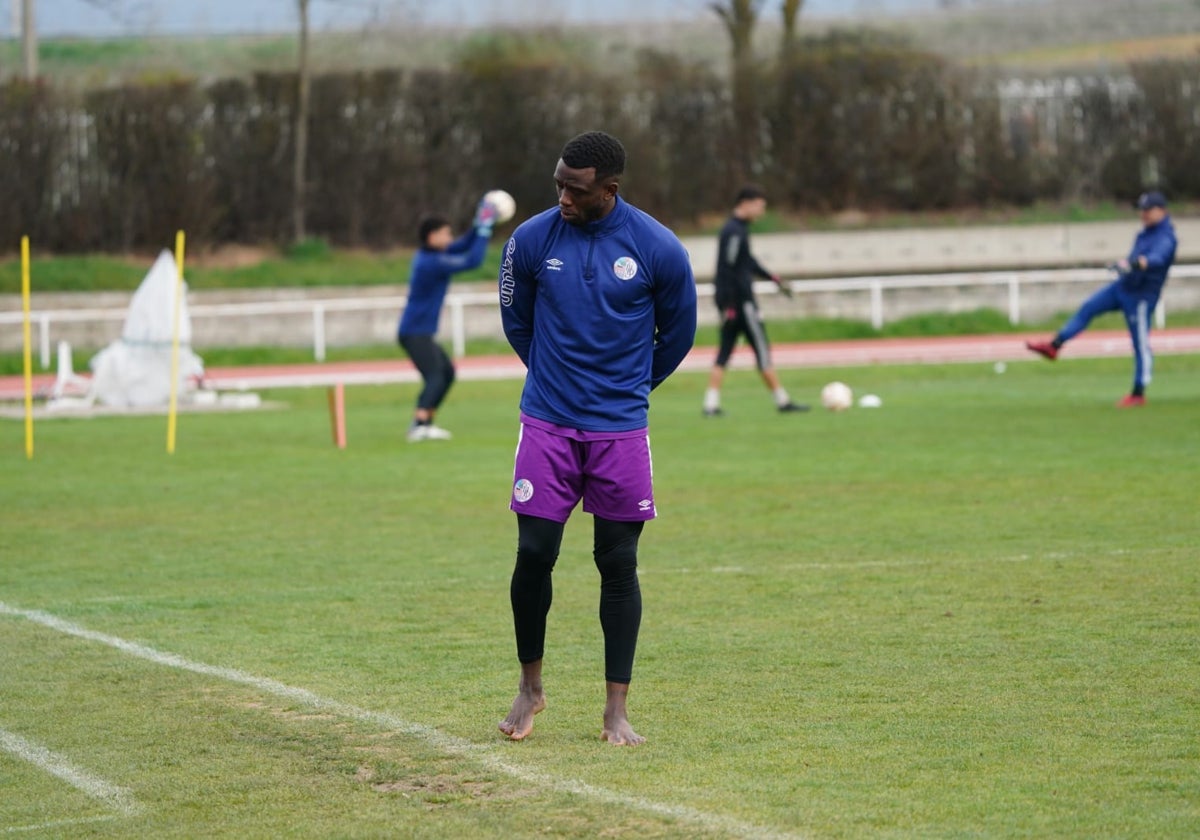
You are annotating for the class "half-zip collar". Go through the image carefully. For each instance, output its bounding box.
[576,196,630,281]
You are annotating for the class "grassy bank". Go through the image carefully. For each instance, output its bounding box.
[0,245,441,295]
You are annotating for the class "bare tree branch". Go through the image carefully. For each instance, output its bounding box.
[20,0,37,78]
[708,0,766,180]
[781,0,805,63]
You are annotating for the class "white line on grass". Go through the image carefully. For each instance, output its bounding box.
[0,601,806,840]
[0,727,142,817]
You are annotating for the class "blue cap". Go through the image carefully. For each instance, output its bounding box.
[1136,190,1167,210]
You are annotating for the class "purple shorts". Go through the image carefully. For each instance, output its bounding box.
[509,414,656,523]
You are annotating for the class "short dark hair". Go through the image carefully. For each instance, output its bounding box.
[735,184,766,205]
[560,131,626,181]
[418,214,450,246]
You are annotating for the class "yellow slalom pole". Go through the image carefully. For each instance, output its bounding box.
[166,230,186,454]
[21,236,34,460]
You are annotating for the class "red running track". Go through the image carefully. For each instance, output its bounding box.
[4,328,1200,399]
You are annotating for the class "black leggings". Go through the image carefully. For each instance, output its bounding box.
[510,514,644,684]
[398,334,456,411]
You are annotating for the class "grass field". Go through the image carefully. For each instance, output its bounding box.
[3,356,1199,838]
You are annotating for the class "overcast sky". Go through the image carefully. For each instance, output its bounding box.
[8,0,954,38]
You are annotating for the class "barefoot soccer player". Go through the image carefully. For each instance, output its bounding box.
[498,131,697,744]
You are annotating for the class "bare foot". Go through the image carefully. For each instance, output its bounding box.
[601,715,645,746]
[499,669,546,741]
[600,681,645,746]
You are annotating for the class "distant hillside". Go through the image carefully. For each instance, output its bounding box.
[0,0,1051,39]
[888,0,1200,66]
[1,0,1197,87]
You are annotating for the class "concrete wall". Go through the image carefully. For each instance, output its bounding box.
[679,218,1200,280]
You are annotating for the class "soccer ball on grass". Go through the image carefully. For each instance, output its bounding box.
[820,381,853,411]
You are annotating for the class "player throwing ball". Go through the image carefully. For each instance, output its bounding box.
[397,197,499,441]
[498,131,697,744]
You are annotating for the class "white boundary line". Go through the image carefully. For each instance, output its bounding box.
[0,601,806,840]
[0,727,141,817]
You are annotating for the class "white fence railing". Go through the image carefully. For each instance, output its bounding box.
[4,265,1198,369]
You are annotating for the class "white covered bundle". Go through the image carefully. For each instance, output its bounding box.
[90,250,205,408]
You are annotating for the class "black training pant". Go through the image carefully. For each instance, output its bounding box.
[714,300,773,371]
[398,333,456,411]
[510,513,644,685]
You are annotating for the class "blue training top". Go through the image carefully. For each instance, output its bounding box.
[398,228,490,337]
[1120,215,1177,298]
[500,196,698,433]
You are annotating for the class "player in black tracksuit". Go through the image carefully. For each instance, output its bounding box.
[702,185,808,416]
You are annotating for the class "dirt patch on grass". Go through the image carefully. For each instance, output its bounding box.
[357,764,523,804]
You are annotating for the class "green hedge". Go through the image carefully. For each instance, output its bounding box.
[2,37,1196,254]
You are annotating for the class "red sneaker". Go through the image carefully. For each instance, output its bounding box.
[1116,395,1146,408]
[1025,340,1058,360]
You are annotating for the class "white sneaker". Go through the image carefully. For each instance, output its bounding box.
[406,424,452,443]
[406,424,429,443]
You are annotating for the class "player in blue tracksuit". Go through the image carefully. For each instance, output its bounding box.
[498,131,696,745]
[1026,191,1177,407]
[397,200,496,441]
[500,199,696,431]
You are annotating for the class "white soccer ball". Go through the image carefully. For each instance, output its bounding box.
[483,189,516,224]
[820,381,853,411]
